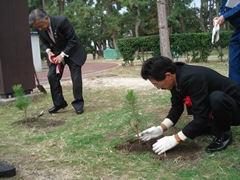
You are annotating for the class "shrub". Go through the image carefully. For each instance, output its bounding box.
[117,31,233,62]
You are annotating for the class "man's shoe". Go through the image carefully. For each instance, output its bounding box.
[205,131,232,153]
[49,102,68,114]
[76,109,84,115]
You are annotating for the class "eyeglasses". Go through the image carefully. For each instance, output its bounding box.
[33,21,46,28]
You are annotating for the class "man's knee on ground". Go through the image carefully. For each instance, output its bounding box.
[209,91,226,110]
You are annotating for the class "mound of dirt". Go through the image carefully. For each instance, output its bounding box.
[13,116,66,128]
[115,138,204,161]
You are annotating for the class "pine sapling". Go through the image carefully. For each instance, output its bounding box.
[124,89,141,143]
[12,84,30,121]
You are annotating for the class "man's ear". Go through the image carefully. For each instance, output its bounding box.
[165,72,172,77]
[45,16,50,26]
[165,72,175,80]
[45,16,49,22]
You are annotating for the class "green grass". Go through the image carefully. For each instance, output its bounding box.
[210,47,229,56]
[0,58,240,179]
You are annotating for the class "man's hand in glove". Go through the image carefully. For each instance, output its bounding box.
[152,135,179,155]
[138,126,163,141]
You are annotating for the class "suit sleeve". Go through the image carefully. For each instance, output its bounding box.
[38,31,51,52]
[59,18,79,55]
[220,0,228,15]
[166,89,184,124]
[221,1,240,20]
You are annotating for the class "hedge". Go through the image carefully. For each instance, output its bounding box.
[117,31,233,62]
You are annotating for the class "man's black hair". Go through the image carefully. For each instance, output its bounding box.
[141,56,176,81]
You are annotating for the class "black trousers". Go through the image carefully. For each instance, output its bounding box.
[209,91,240,137]
[48,59,84,111]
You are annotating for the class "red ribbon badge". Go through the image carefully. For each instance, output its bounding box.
[183,96,192,107]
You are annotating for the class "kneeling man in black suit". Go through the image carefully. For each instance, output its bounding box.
[139,55,240,154]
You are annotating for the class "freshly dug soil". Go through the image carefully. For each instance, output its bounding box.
[13,116,66,128]
[115,137,205,161]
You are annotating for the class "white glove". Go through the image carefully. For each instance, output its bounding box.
[212,19,220,44]
[152,135,178,155]
[138,126,163,141]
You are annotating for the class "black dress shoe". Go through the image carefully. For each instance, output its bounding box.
[49,102,68,114]
[205,131,232,153]
[76,109,84,115]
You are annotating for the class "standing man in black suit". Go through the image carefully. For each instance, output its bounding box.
[29,9,87,115]
[138,56,240,154]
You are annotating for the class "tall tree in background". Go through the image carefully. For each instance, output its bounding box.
[200,0,206,32]
[199,0,214,32]
[120,0,153,61]
[209,0,214,31]
[120,0,151,37]
[103,0,122,50]
[59,0,65,14]
[42,0,46,10]
[28,0,227,59]
[143,2,159,35]
[157,0,172,59]
[63,0,97,53]
[167,0,199,33]
[28,0,42,12]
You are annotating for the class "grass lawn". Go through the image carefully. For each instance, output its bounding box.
[0,57,240,179]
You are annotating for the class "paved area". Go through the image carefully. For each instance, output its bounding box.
[0,59,118,105]
[37,59,119,84]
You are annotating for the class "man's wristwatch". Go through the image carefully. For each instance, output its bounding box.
[60,52,65,58]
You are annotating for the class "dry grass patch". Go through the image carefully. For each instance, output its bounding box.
[1,60,240,179]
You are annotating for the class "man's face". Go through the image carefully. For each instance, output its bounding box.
[33,16,49,31]
[149,72,176,90]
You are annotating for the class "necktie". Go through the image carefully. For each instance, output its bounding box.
[47,28,55,43]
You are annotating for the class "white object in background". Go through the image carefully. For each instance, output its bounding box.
[226,0,240,8]
[30,32,42,72]
[212,20,220,44]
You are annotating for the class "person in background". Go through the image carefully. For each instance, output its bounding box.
[214,0,240,83]
[138,56,240,155]
[29,9,87,115]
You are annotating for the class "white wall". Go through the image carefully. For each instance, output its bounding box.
[31,32,42,72]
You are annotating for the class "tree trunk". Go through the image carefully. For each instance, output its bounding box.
[209,0,214,32]
[42,0,46,10]
[59,0,64,14]
[135,8,141,37]
[200,0,207,32]
[135,8,143,62]
[215,0,220,15]
[157,0,172,59]
[166,0,172,34]
[178,13,186,33]
[97,40,103,57]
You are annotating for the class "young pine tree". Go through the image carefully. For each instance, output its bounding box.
[124,89,142,142]
[12,84,30,121]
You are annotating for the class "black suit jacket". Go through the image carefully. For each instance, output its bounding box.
[166,62,240,139]
[37,15,86,66]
